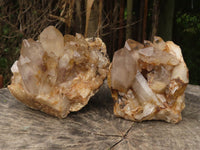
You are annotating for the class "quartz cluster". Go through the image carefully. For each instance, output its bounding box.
[8,26,109,118]
[108,37,189,123]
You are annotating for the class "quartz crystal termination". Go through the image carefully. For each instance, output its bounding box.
[8,26,110,118]
[108,37,189,123]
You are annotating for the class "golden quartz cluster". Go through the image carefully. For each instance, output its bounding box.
[8,26,110,118]
[108,37,189,123]
[8,25,189,123]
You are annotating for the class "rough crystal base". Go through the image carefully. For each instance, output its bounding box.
[108,37,189,123]
[8,26,110,118]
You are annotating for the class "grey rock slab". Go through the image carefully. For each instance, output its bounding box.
[0,83,200,150]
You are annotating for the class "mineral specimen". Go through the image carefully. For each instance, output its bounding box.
[108,37,189,123]
[8,26,110,118]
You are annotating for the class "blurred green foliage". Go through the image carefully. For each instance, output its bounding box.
[0,23,22,86]
[174,12,200,85]
[176,12,200,33]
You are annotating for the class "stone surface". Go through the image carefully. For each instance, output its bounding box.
[108,37,189,123]
[8,26,110,118]
[0,84,200,149]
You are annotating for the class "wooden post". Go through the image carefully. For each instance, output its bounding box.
[97,0,103,37]
[138,0,144,42]
[142,0,148,42]
[65,0,75,33]
[126,0,133,39]
[0,75,3,89]
[118,0,125,49]
[151,0,160,41]
[157,0,175,41]
[85,0,94,37]
[75,0,82,33]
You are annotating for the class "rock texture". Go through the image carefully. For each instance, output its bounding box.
[8,26,109,118]
[108,37,189,123]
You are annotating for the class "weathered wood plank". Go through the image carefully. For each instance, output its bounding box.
[0,84,200,149]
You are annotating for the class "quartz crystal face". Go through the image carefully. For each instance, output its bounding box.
[8,26,110,118]
[108,37,189,123]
